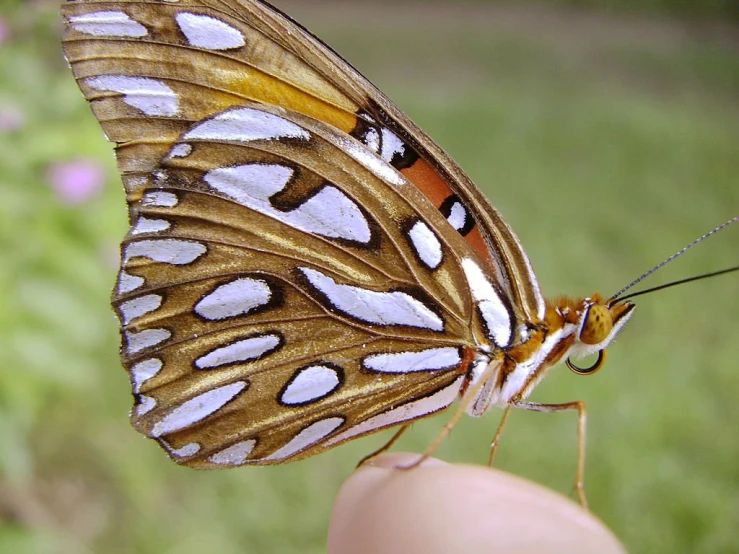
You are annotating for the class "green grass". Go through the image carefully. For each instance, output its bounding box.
[1,2,737,553]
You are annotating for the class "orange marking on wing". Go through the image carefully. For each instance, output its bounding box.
[401,158,450,206]
[460,226,489,266]
[401,159,492,266]
[221,71,357,133]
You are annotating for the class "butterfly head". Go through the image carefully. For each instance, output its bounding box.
[565,295,636,375]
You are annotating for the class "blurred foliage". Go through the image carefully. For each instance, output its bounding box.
[1,1,738,553]
[542,0,739,20]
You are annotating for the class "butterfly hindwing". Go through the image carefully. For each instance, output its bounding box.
[110,99,503,465]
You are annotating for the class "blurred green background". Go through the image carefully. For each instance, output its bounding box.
[1,1,737,552]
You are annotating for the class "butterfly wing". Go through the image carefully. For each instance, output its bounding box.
[61,0,517,466]
[62,0,544,322]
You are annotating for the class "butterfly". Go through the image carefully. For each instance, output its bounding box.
[61,0,636,503]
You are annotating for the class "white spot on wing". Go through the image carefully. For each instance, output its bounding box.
[204,164,371,243]
[195,278,272,320]
[300,267,443,331]
[195,334,281,369]
[379,127,405,163]
[169,442,200,458]
[125,328,171,355]
[86,75,178,117]
[118,271,144,294]
[208,439,256,466]
[131,217,170,235]
[168,143,192,159]
[69,11,147,37]
[142,191,178,208]
[325,377,464,446]
[281,365,341,405]
[119,294,162,325]
[176,12,245,50]
[150,381,247,437]
[363,347,460,373]
[131,358,163,392]
[136,395,156,416]
[447,202,467,231]
[334,135,405,186]
[124,239,206,265]
[184,107,309,142]
[461,258,512,347]
[363,127,380,152]
[408,221,442,269]
[263,417,344,461]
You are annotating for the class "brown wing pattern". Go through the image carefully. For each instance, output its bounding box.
[111,100,496,465]
[61,0,521,466]
[62,0,544,322]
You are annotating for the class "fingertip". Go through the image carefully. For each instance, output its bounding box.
[328,453,626,554]
[363,452,448,469]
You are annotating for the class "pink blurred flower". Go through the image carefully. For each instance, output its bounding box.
[0,105,25,132]
[0,18,8,45]
[47,159,105,205]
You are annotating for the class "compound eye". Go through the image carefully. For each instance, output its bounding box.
[579,304,613,345]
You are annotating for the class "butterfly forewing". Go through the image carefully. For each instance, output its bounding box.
[61,0,532,466]
[62,0,543,320]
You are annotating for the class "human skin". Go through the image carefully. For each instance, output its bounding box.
[327,453,626,554]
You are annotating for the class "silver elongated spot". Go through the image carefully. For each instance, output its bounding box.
[263,417,344,461]
[167,143,192,159]
[208,440,257,466]
[280,365,341,405]
[408,221,442,269]
[333,134,405,187]
[117,270,145,294]
[150,381,247,437]
[130,358,163,393]
[325,377,464,446]
[184,107,309,142]
[195,278,272,321]
[379,127,405,163]
[86,75,178,117]
[447,201,467,231]
[169,442,201,458]
[300,267,443,331]
[136,395,157,416]
[461,258,511,347]
[69,10,147,38]
[363,347,461,373]
[131,217,170,235]
[142,191,178,208]
[176,12,246,50]
[124,239,206,265]
[195,334,281,369]
[119,294,163,325]
[125,328,171,355]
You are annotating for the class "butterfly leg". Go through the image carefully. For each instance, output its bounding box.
[512,399,589,509]
[487,405,513,467]
[399,358,504,470]
[397,397,472,470]
[356,424,411,468]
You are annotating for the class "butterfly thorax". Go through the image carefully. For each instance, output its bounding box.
[465,294,635,416]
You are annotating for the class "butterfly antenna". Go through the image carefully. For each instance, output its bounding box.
[608,215,738,304]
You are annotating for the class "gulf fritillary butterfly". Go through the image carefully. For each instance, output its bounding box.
[64,0,725,506]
